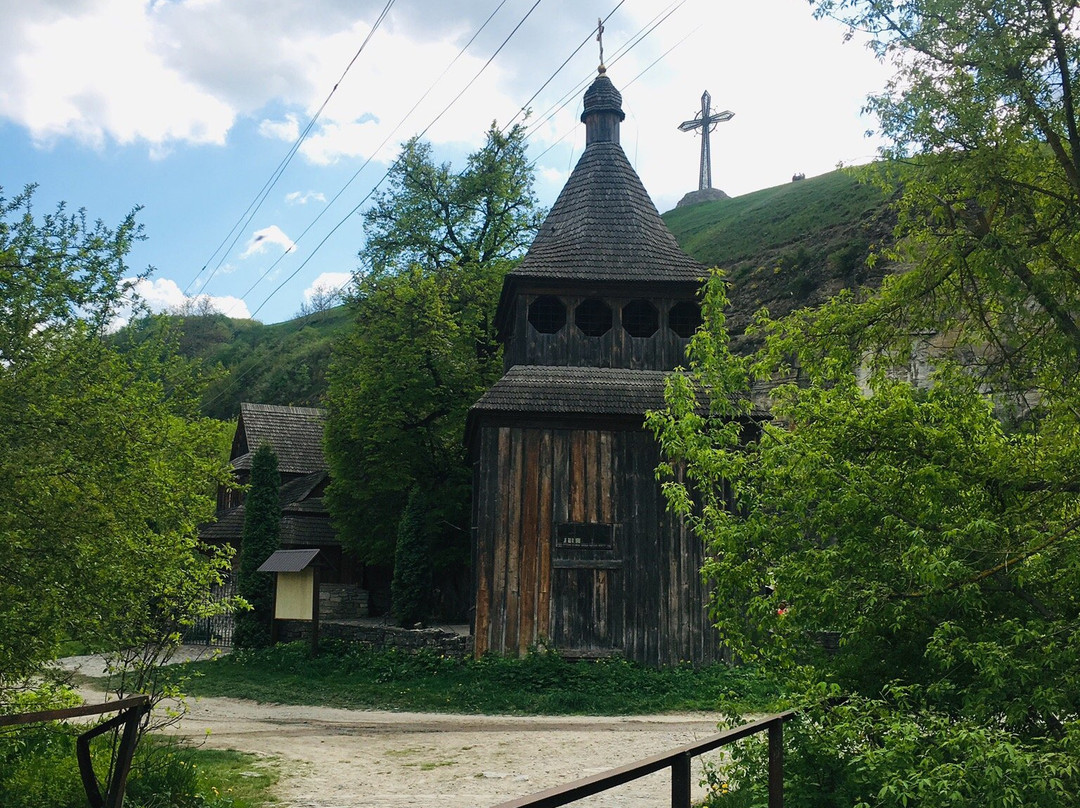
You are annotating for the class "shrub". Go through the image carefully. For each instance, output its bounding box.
[234,444,280,649]
[391,487,433,627]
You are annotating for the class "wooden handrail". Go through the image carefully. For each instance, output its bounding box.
[0,695,152,808]
[0,695,150,727]
[491,709,797,808]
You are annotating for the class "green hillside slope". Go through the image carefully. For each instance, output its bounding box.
[664,169,897,343]
[125,306,350,420]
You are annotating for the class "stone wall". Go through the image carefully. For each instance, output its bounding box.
[276,620,473,658]
[319,583,369,620]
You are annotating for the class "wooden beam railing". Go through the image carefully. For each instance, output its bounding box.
[491,709,797,808]
[0,695,152,808]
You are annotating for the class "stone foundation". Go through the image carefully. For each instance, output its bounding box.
[319,583,369,620]
[276,620,473,658]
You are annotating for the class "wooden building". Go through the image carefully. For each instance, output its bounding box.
[201,403,365,604]
[467,69,722,666]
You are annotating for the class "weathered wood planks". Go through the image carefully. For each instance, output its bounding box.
[473,424,722,665]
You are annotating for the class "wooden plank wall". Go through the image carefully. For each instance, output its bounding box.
[474,424,722,665]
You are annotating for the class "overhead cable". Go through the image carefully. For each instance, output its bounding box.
[184,0,396,299]
[246,0,547,320]
[223,0,518,314]
[202,0,544,406]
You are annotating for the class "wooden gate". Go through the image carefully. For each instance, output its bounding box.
[551,522,623,656]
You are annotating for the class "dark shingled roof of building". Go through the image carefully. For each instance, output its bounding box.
[280,514,337,546]
[233,403,327,475]
[257,548,324,573]
[468,366,770,428]
[199,506,246,543]
[200,471,334,545]
[581,72,625,123]
[278,471,328,510]
[508,141,707,284]
[470,365,673,416]
[200,509,336,546]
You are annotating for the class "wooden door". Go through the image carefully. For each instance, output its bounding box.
[551,522,623,656]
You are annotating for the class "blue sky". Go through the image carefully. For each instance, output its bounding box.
[2,0,893,325]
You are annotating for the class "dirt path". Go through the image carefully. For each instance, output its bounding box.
[61,649,728,808]
[172,697,727,807]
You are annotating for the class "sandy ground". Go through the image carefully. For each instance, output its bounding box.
[59,648,729,808]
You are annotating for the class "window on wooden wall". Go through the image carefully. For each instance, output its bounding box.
[575,298,613,336]
[528,295,567,333]
[622,299,659,337]
[556,522,615,548]
[668,300,702,338]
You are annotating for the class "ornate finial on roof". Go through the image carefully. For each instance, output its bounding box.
[596,17,606,73]
[581,66,625,146]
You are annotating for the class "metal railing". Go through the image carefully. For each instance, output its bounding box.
[0,695,152,808]
[491,709,796,808]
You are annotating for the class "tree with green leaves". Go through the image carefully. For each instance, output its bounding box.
[650,2,1080,802]
[233,444,281,649]
[808,0,1080,399]
[325,124,541,615]
[653,276,1080,807]
[0,185,234,703]
[360,122,542,276]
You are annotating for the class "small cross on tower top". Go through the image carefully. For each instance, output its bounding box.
[596,17,606,73]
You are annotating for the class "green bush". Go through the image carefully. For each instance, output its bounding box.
[0,726,270,808]
[390,487,433,627]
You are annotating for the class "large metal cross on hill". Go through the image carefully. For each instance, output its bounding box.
[678,91,734,191]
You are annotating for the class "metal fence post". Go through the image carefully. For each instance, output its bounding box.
[768,719,784,808]
[671,751,691,808]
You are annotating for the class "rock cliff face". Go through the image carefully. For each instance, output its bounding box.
[675,187,730,207]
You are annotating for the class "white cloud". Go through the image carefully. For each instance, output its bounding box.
[303,272,352,303]
[2,0,234,150]
[0,0,890,179]
[111,277,252,329]
[259,114,300,142]
[241,225,296,259]
[285,190,327,205]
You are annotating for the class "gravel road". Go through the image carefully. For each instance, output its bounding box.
[60,648,727,808]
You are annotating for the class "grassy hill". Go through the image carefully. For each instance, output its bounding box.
[663,169,897,344]
[132,305,351,420]
[149,169,896,418]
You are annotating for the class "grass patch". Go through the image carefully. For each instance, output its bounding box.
[173,641,783,716]
[189,747,279,807]
[0,724,277,808]
[663,169,889,269]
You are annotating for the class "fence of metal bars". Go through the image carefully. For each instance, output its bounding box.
[491,709,797,808]
[186,574,236,647]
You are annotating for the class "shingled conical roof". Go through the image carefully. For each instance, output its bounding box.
[508,71,705,285]
[511,143,704,283]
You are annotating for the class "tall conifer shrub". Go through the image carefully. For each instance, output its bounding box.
[391,487,433,627]
[234,444,280,648]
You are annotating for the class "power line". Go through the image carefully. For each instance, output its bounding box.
[245,0,547,321]
[227,0,669,322]
[184,0,396,300]
[202,0,546,407]
[220,0,516,315]
[502,1,628,134]
[531,0,687,135]
[216,0,688,346]
[526,0,690,165]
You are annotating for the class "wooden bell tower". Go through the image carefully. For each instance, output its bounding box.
[467,67,722,666]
